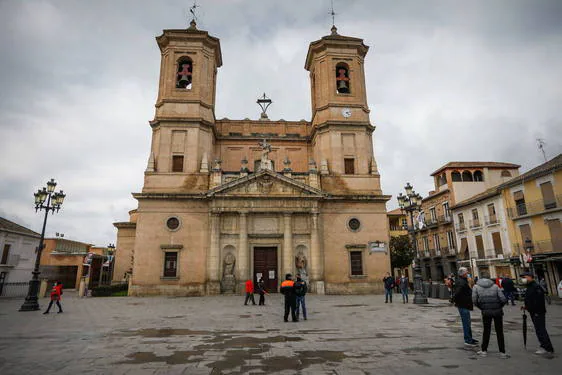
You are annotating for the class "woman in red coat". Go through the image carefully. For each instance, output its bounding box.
[43,281,63,314]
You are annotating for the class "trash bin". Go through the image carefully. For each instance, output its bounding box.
[423,282,430,297]
[439,284,449,299]
[432,283,439,299]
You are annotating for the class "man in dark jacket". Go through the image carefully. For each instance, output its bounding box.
[294,274,308,320]
[472,272,508,358]
[280,273,297,322]
[501,276,516,306]
[453,267,478,347]
[383,272,394,303]
[522,272,554,356]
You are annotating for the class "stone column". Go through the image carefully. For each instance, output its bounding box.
[238,211,249,284]
[207,212,220,294]
[283,213,293,276]
[310,211,324,293]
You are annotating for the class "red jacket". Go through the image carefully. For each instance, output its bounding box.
[50,284,63,300]
[245,280,254,293]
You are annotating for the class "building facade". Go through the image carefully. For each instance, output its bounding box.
[0,217,40,291]
[451,188,514,279]
[114,22,391,296]
[500,154,562,296]
[416,162,520,281]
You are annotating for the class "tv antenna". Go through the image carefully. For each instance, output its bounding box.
[537,138,547,162]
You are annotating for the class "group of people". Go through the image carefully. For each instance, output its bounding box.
[243,273,308,322]
[453,267,554,358]
[383,272,410,303]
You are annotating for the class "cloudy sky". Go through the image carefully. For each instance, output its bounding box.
[1,0,561,246]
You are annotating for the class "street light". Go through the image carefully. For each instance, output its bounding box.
[20,179,66,311]
[397,182,428,304]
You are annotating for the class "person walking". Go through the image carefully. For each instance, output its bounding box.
[472,271,509,359]
[256,277,266,306]
[43,281,63,314]
[244,279,256,306]
[383,272,394,303]
[399,274,409,303]
[294,274,308,320]
[501,276,516,306]
[280,273,297,322]
[521,272,555,357]
[453,267,478,348]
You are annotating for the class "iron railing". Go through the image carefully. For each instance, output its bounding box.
[513,240,555,254]
[456,223,466,232]
[0,281,29,297]
[438,215,452,224]
[507,195,562,219]
[470,219,482,229]
[484,215,499,226]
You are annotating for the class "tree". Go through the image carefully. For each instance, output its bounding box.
[390,235,415,271]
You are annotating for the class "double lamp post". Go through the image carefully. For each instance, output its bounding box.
[20,179,66,312]
[397,182,428,304]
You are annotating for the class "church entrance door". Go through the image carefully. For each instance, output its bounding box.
[254,247,278,292]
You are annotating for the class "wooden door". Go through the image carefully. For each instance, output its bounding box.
[254,247,278,292]
[491,232,503,255]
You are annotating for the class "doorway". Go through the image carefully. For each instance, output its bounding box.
[254,247,278,292]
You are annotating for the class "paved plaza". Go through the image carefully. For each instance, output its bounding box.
[0,293,561,374]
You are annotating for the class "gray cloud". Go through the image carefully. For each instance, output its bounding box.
[1,0,561,246]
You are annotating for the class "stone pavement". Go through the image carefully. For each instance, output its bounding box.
[0,292,561,375]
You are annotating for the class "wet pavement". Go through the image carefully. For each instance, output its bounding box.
[0,293,561,374]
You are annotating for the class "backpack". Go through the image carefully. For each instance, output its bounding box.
[294,280,307,296]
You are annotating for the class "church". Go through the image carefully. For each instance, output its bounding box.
[113,19,391,296]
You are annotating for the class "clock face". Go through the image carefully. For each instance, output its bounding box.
[342,108,352,118]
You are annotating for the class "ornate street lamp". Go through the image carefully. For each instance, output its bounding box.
[107,243,116,284]
[398,183,428,304]
[20,179,66,311]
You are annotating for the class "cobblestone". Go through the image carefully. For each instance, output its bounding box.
[0,293,561,374]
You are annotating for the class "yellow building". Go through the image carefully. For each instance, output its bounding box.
[387,208,411,278]
[500,154,562,295]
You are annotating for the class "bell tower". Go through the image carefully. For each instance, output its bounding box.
[143,20,223,193]
[305,26,381,194]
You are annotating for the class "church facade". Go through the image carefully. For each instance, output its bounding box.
[113,20,391,296]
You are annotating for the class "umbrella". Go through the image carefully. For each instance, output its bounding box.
[522,311,528,348]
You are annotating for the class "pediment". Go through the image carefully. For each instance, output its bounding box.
[207,170,325,198]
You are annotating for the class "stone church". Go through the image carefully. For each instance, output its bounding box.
[113,19,391,296]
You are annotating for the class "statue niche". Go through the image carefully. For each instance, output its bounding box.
[221,252,237,294]
[176,59,193,89]
[295,252,308,281]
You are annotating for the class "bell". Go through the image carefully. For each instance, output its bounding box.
[337,80,349,93]
[178,75,191,88]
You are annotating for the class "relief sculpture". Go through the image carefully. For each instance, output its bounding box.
[221,252,237,294]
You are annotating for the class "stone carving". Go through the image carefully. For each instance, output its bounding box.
[258,175,274,194]
[295,252,308,281]
[258,139,273,171]
[221,252,237,294]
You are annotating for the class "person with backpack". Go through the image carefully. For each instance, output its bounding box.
[256,278,266,306]
[43,281,63,314]
[472,271,509,359]
[383,272,394,303]
[522,272,554,357]
[294,274,308,320]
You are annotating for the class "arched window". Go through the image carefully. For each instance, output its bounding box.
[335,63,350,94]
[501,170,512,177]
[451,171,462,182]
[462,171,473,181]
[473,170,484,181]
[176,58,193,89]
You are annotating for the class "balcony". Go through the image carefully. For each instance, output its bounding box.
[470,219,482,229]
[484,215,499,226]
[423,251,431,258]
[439,246,449,255]
[484,248,505,259]
[438,215,453,224]
[456,223,466,232]
[513,240,554,254]
[507,195,562,219]
[0,254,20,267]
[426,217,438,228]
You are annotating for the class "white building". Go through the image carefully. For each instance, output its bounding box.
[0,217,40,289]
[451,188,515,278]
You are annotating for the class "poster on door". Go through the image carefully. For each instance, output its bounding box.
[256,273,262,280]
[269,270,275,279]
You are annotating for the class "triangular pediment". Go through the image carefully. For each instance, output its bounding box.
[207,170,325,198]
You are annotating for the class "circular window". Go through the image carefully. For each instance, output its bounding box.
[166,217,180,231]
[348,218,361,231]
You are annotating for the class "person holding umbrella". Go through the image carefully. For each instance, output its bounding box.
[521,272,555,357]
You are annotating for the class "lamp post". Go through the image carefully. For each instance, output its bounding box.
[107,243,115,285]
[397,183,428,304]
[20,179,66,311]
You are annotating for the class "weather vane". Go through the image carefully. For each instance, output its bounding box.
[330,0,336,26]
[189,0,199,23]
[537,138,547,162]
[257,93,273,120]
